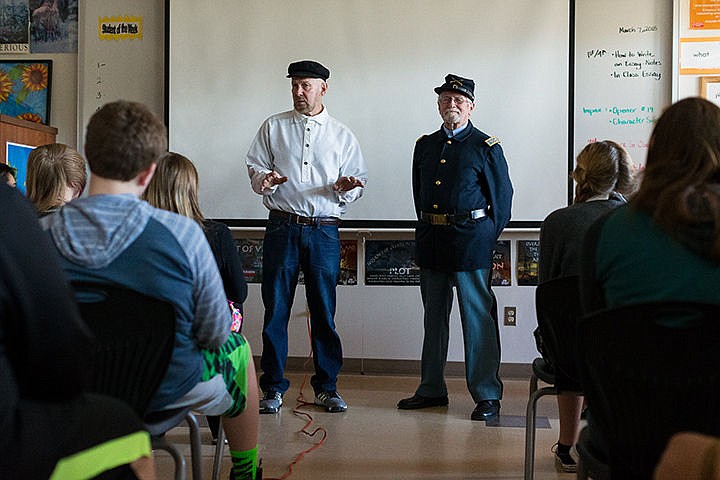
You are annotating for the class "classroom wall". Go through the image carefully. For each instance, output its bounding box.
[236,229,541,367]
[10,0,691,369]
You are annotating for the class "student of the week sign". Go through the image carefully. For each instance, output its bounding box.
[98,16,143,41]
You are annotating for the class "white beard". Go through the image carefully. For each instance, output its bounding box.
[442,110,463,125]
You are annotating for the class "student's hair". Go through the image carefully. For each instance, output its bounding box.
[0,163,17,181]
[26,143,87,213]
[84,100,167,181]
[143,152,205,226]
[633,97,720,261]
[572,140,636,203]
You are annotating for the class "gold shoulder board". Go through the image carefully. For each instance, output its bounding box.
[485,136,500,147]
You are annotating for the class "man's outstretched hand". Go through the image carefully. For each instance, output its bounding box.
[334,176,365,192]
[261,171,288,190]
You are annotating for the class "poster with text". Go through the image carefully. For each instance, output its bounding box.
[491,240,511,286]
[516,240,539,286]
[235,237,358,286]
[236,238,263,284]
[339,240,358,286]
[365,240,419,286]
[0,0,29,54]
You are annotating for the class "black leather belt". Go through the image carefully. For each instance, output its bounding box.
[420,208,487,226]
[269,210,340,226]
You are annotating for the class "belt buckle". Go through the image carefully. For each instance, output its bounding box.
[427,213,449,225]
[295,215,313,226]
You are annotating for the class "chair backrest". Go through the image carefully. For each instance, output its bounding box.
[577,301,720,479]
[72,281,176,416]
[535,275,582,391]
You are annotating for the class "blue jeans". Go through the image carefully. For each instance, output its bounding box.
[416,268,503,403]
[259,216,342,395]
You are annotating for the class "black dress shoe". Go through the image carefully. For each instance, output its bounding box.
[471,400,500,420]
[397,393,449,410]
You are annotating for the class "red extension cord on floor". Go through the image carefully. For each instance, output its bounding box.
[263,314,328,480]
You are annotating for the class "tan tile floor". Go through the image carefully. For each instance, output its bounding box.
[156,372,575,480]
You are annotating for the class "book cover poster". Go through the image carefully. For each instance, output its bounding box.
[0,0,30,53]
[491,240,511,286]
[365,240,419,286]
[516,240,539,286]
[236,238,263,284]
[339,239,358,286]
[235,238,358,286]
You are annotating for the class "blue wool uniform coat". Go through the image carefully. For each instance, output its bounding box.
[412,121,513,272]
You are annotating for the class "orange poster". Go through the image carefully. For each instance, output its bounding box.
[691,0,720,30]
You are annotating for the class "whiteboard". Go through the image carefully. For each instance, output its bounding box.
[574,0,673,167]
[167,0,570,223]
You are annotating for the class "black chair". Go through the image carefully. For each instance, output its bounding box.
[73,281,224,480]
[524,275,583,480]
[576,301,720,479]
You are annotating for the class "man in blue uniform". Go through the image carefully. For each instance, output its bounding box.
[398,74,513,421]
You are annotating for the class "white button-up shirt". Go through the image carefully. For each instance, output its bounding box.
[246,108,368,218]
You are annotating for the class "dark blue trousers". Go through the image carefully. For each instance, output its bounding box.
[259,217,342,395]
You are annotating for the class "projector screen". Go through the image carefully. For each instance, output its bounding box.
[167,0,570,224]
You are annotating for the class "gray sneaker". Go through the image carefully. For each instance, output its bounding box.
[259,391,282,414]
[314,390,347,412]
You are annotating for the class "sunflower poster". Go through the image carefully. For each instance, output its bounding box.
[0,60,51,124]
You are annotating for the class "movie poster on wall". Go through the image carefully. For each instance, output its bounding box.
[516,240,540,286]
[338,240,358,286]
[491,240,511,286]
[236,238,263,284]
[365,240,419,286]
[0,0,30,54]
[235,238,358,286]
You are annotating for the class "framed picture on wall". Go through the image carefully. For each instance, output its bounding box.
[701,76,720,107]
[0,60,53,125]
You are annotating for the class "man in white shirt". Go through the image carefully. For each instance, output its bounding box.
[246,60,367,414]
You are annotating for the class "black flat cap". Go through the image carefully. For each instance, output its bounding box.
[287,60,330,80]
[434,74,475,101]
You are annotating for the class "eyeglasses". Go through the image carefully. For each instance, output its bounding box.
[438,95,471,106]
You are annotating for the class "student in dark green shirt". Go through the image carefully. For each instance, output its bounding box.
[581,97,720,311]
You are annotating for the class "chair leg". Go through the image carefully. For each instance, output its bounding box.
[524,379,556,480]
[186,412,203,480]
[152,436,187,480]
[529,372,539,396]
[211,423,226,480]
[576,456,588,480]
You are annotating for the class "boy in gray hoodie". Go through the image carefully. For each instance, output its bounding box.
[42,100,261,480]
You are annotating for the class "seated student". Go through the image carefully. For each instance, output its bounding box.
[41,100,261,480]
[0,163,17,187]
[143,151,248,444]
[538,140,636,473]
[0,182,154,480]
[580,96,720,310]
[143,151,248,311]
[579,97,720,466]
[26,143,87,216]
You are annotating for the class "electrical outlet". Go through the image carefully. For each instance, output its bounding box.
[503,306,517,326]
